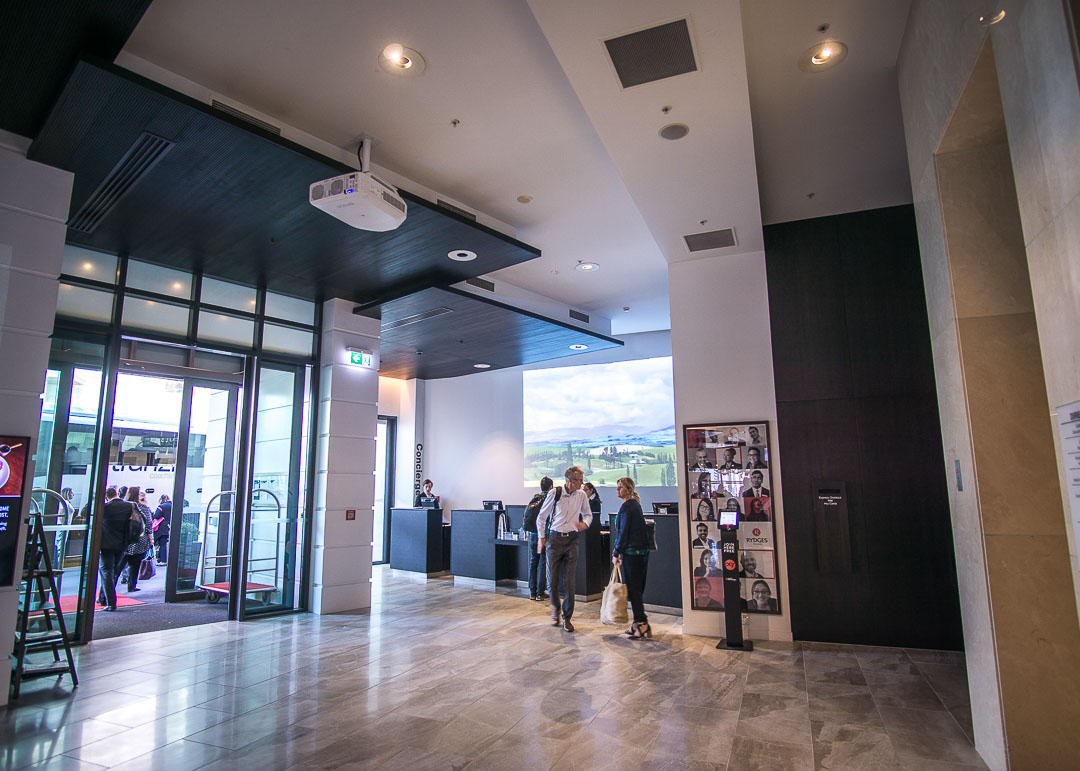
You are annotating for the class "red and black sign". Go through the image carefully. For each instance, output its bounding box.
[0,437,31,587]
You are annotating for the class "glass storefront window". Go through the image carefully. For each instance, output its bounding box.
[262,323,314,357]
[121,297,189,336]
[265,291,315,326]
[61,245,118,284]
[126,260,192,300]
[56,283,114,323]
[201,276,257,311]
[198,311,255,348]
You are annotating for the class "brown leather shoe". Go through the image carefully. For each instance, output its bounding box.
[551,614,561,626]
[562,618,574,633]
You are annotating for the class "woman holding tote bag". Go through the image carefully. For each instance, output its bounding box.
[612,477,651,639]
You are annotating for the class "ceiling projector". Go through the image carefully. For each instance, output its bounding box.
[309,171,407,232]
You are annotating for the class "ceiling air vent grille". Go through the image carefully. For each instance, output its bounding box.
[211,100,282,135]
[380,306,454,331]
[569,309,590,323]
[684,228,737,252]
[68,133,174,233]
[437,199,478,221]
[605,19,697,89]
[465,277,495,292]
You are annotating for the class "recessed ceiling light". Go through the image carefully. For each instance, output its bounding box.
[82,262,94,270]
[659,123,690,141]
[799,41,848,72]
[569,344,589,351]
[379,44,426,77]
[516,195,533,204]
[448,249,477,262]
[623,306,631,312]
[474,363,491,369]
[575,262,600,272]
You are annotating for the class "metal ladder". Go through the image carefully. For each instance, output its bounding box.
[10,508,78,699]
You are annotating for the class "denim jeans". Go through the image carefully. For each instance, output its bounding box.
[527,532,547,595]
[98,548,125,609]
[620,552,650,624]
[545,531,579,620]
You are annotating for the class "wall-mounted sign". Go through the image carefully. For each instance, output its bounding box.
[1057,400,1080,576]
[348,349,374,367]
[0,436,31,587]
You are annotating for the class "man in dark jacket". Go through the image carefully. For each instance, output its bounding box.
[523,476,552,600]
[97,486,132,611]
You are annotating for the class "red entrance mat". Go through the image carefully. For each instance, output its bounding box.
[31,595,145,615]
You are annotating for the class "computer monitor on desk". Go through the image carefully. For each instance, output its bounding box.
[419,496,438,508]
[652,502,679,515]
[482,500,503,511]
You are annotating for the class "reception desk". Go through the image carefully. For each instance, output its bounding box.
[641,514,681,610]
[450,509,518,588]
[389,508,449,575]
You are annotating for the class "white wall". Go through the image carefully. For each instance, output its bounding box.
[669,252,791,641]
[0,130,73,707]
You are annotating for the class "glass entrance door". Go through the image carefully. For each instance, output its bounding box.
[240,362,309,617]
[167,380,241,601]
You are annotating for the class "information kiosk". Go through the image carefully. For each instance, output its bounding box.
[717,504,753,651]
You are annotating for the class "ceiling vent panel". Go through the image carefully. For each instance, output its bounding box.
[684,228,737,252]
[569,309,590,323]
[380,306,454,331]
[211,100,282,135]
[68,132,173,233]
[605,19,697,89]
[465,277,495,292]
[437,199,477,221]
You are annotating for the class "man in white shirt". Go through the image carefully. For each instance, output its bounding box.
[536,465,592,632]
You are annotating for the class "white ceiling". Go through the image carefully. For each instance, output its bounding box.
[120,0,912,336]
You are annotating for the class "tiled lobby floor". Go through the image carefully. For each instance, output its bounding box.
[3,567,985,770]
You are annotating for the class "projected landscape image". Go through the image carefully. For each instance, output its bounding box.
[524,357,676,487]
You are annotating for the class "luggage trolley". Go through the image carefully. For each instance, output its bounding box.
[196,488,282,605]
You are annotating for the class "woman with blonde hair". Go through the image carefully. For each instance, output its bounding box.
[611,476,651,639]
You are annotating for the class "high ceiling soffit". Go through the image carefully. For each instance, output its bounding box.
[363,286,623,381]
[27,60,540,307]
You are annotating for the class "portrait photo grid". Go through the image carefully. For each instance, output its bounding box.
[685,422,781,615]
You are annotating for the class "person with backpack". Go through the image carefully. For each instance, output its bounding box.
[523,476,553,601]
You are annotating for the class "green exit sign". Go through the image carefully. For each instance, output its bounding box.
[349,350,374,367]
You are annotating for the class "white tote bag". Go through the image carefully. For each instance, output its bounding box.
[601,562,629,625]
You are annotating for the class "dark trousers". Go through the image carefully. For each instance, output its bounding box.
[155,534,168,563]
[621,552,649,624]
[527,532,547,595]
[546,531,579,620]
[98,548,125,609]
[124,550,148,592]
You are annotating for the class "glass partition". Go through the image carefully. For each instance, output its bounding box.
[244,363,307,615]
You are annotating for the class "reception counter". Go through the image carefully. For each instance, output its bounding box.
[389,508,450,575]
[449,509,518,588]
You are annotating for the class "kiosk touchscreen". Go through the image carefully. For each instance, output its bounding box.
[719,509,738,527]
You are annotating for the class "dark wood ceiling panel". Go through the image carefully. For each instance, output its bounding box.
[28,60,539,306]
[368,287,622,380]
[0,0,152,138]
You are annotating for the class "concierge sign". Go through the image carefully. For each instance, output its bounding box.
[684,422,781,615]
[0,436,31,587]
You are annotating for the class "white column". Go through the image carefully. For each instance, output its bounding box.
[669,251,791,641]
[0,131,73,707]
[311,299,379,613]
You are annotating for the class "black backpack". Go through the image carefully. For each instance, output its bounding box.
[522,493,545,533]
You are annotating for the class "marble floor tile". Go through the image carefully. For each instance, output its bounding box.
[727,735,814,771]
[735,693,812,745]
[877,707,985,766]
[863,671,947,711]
[5,567,986,771]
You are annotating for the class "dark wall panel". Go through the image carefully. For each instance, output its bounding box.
[766,205,963,650]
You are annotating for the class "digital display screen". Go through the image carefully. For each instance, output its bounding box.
[719,511,738,527]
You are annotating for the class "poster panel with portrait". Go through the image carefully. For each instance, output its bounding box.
[684,422,780,615]
[0,437,31,587]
